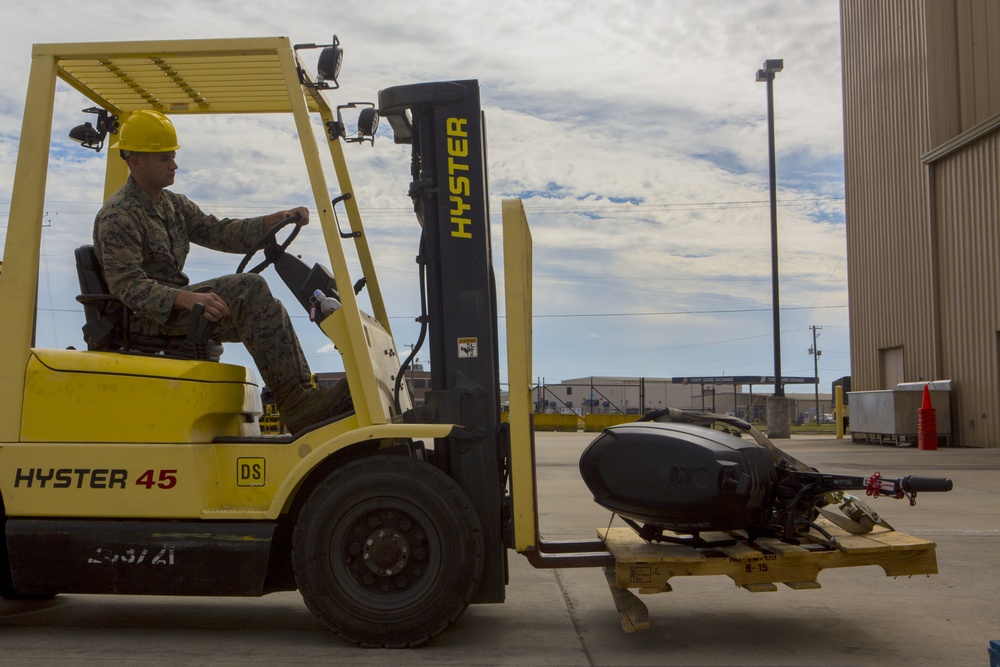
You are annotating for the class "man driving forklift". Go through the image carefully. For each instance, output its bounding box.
[92,110,350,434]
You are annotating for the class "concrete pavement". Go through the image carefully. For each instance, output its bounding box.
[1,433,997,666]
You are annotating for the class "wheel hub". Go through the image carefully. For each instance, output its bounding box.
[363,528,409,576]
[345,509,429,592]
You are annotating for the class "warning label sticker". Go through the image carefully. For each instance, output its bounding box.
[457,337,478,358]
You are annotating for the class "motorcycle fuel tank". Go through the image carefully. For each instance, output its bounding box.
[580,421,779,533]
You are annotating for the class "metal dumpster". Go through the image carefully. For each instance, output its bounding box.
[848,380,952,446]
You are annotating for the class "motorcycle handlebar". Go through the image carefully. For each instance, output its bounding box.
[897,475,953,493]
[786,472,954,497]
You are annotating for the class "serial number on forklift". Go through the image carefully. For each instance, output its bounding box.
[88,546,175,566]
[12,468,177,490]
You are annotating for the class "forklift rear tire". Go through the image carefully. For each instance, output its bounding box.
[292,455,484,647]
[0,514,56,601]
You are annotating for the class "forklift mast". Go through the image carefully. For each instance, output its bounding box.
[378,81,508,603]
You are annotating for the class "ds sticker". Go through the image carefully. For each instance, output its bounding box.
[237,458,265,487]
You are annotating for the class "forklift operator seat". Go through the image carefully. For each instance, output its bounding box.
[74,244,223,361]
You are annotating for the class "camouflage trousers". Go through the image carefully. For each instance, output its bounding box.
[132,273,311,391]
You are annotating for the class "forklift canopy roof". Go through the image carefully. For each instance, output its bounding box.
[38,37,326,115]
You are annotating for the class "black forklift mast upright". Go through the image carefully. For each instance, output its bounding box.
[378,80,508,603]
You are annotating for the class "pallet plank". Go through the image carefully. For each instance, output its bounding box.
[833,533,896,554]
[754,538,812,556]
[741,583,778,592]
[698,531,738,546]
[863,530,935,550]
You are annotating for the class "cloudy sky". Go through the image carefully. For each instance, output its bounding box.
[0,1,849,403]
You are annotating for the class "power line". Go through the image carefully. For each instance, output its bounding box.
[40,304,846,319]
[522,196,844,214]
[526,304,846,319]
[0,195,845,220]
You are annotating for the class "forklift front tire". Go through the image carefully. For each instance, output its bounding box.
[292,455,484,647]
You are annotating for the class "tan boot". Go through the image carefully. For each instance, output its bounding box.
[276,379,352,435]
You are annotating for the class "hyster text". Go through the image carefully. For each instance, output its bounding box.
[14,467,128,489]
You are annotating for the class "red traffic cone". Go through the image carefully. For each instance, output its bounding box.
[918,384,938,450]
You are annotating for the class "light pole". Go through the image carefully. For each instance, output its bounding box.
[756,58,783,397]
[756,58,789,437]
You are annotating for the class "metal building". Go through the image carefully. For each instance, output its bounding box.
[840,0,1000,447]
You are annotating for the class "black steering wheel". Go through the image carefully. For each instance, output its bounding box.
[236,213,303,274]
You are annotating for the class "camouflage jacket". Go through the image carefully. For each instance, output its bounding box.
[93,176,265,324]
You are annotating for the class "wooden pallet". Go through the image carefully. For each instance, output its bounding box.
[598,521,938,632]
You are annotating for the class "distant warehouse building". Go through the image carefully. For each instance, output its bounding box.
[536,376,832,424]
[840,0,1000,446]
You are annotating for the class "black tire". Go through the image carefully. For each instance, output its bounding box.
[0,512,57,602]
[292,456,484,647]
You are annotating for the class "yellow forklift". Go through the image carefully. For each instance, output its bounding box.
[0,36,951,647]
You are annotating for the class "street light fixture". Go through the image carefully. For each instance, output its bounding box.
[756,58,784,398]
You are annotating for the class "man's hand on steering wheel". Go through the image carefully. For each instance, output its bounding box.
[237,206,311,274]
[264,206,309,233]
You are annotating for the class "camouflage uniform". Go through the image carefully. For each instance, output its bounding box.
[93,175,312,392]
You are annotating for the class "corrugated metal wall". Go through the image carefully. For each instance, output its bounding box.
[841,0,1000,447]
[933,131,1000,444]
[954,2,1000,130]
[841,0,936,388]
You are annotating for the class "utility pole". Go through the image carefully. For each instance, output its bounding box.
[809,326,823,423]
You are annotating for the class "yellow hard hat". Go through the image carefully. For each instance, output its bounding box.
[117,110,180,153]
